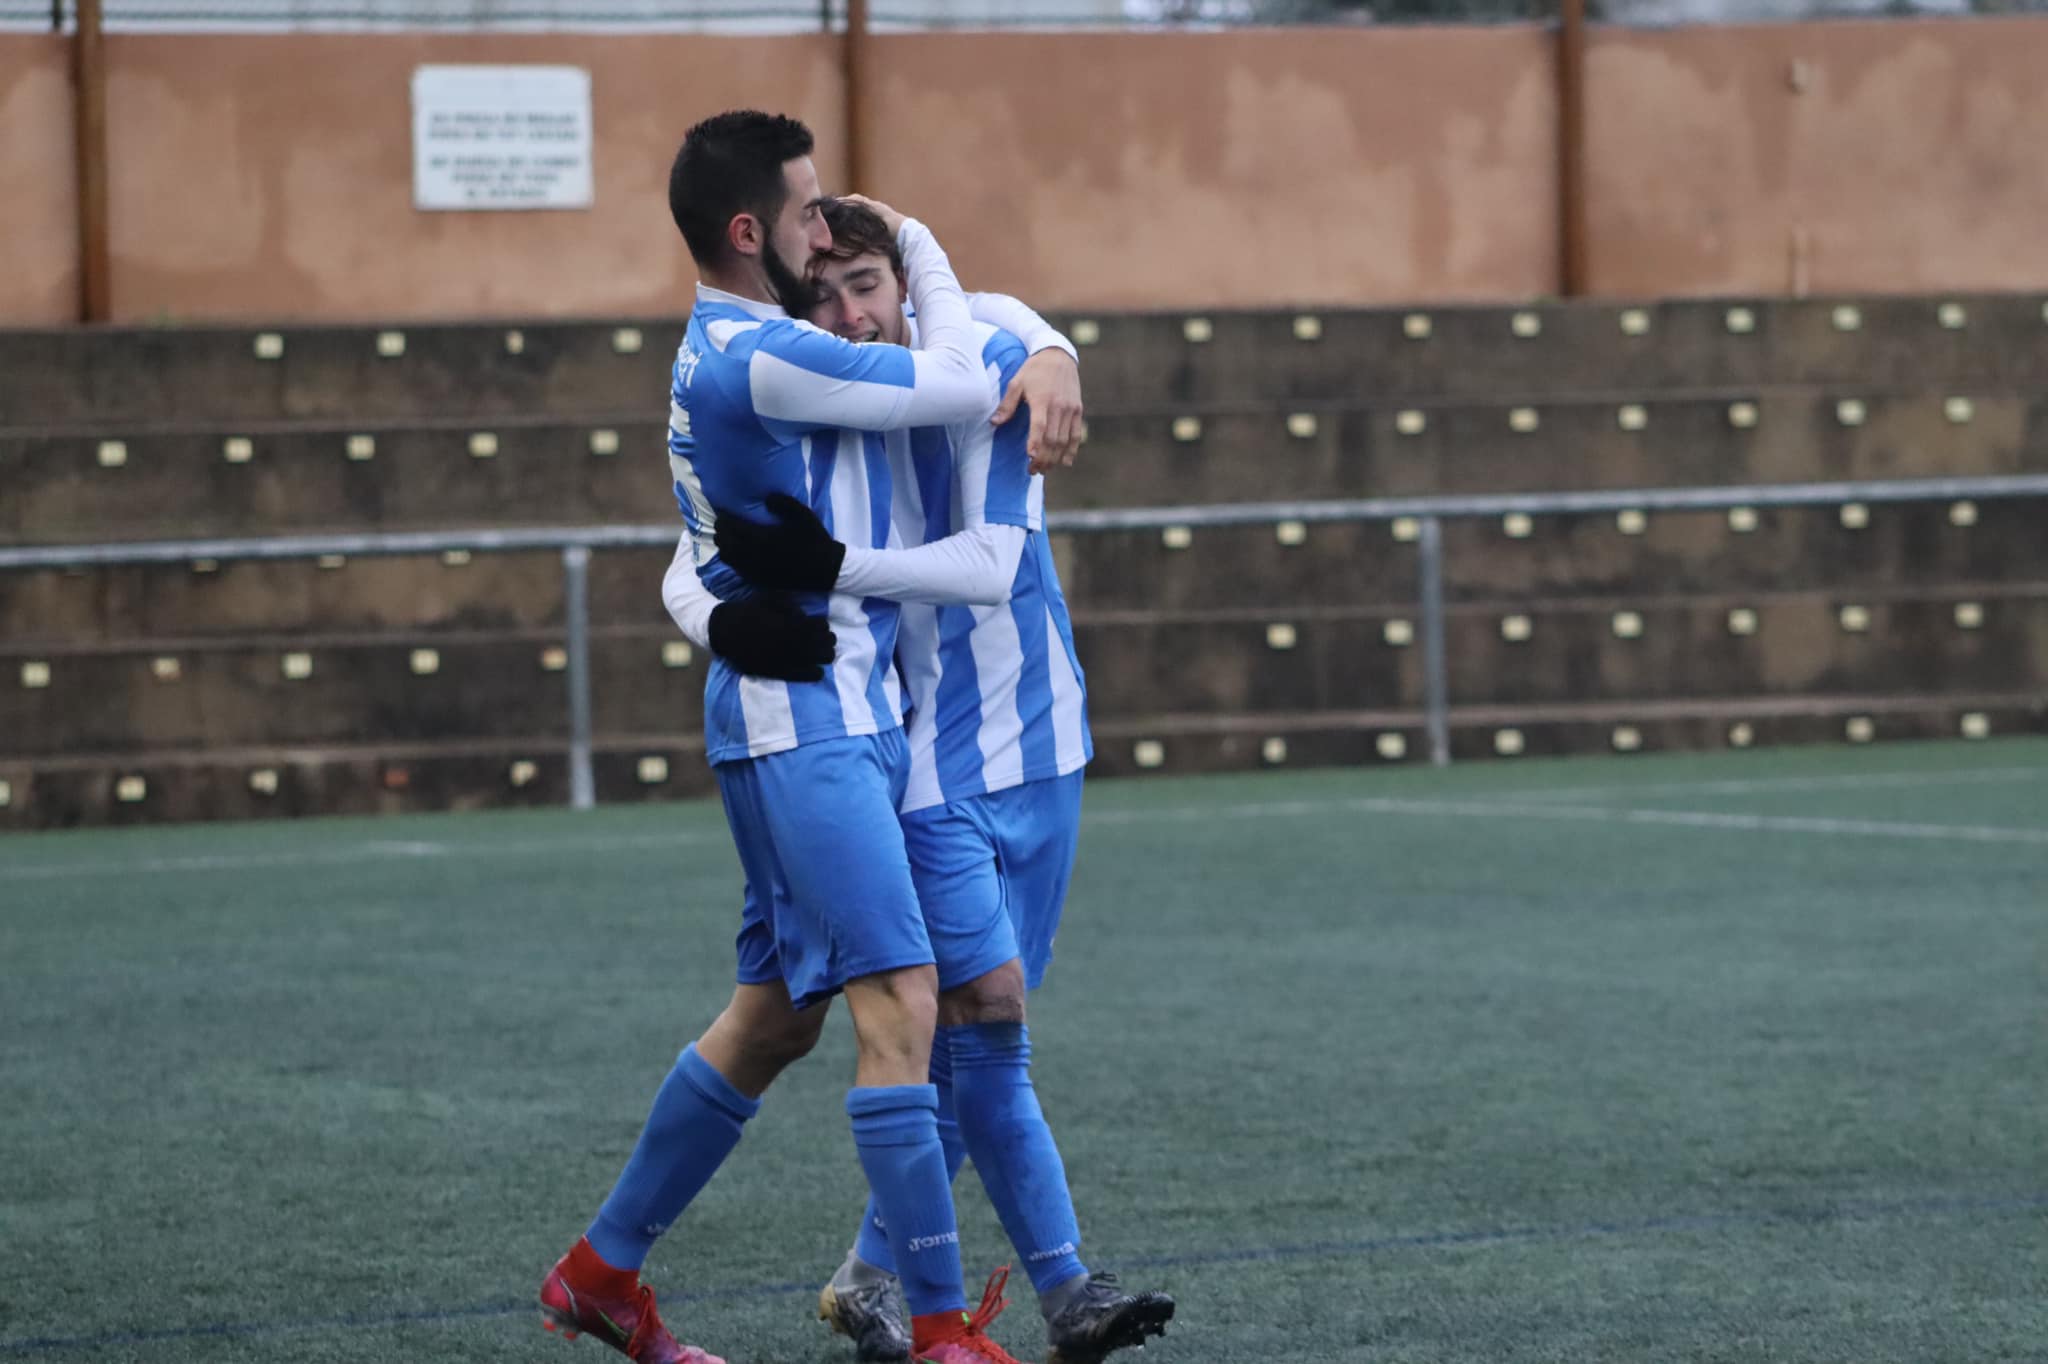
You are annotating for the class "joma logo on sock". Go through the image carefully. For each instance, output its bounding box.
[1027,1242,1077,1262]
[907,1231,961,1252]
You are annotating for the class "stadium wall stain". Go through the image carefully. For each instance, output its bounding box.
[0,35,79,325]
[1583,19,2048,300]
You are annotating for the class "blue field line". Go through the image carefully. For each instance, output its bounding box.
[3,1191,2043,1356]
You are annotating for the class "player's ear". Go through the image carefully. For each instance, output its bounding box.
[727,211,762,259]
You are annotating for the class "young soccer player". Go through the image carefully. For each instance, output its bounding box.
[663,197,1174,1364]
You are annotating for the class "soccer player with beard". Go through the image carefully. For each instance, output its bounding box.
[662,197,1175,1364]
[537,112,1077,1364]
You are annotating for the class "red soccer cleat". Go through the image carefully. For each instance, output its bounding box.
[538,1243,726,1364]
[912,1266,1030,1364]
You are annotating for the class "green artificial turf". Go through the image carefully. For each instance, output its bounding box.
[2,738,2044,1362]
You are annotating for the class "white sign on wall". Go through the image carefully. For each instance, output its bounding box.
[411,65,593,211]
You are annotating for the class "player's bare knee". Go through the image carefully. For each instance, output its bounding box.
[846,962,939,1012]
[748,1000,827,1068]
[703,982,827,1088]
[845,964,940,1069]
[938,959,1026,1028]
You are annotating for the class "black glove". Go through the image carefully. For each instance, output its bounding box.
[707,593,836,682]
[714,493,848,593]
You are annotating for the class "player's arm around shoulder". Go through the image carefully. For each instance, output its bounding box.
[986,326,1084,475]
[744,217,996,434]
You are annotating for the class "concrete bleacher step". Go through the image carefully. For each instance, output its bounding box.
[8,392,2038,544]
[1070,592,2047,717]
[1058,391,2043,510]
[1437,500,2047,601]
[0,321,681,427]
[1050,502,2048,614]
[10,296,2048,430]
[1432,594,2048,706]
[0,739,717,829]
[0,548,683,643]
[1051,296,2048,407]
[0,630,710,755]
[0,418,670,544]
[6,691,2038,830]
[7,590,2038,767]
[9,501,2036,646]
[1084,693,2046,778]
[1050,522,1418,614]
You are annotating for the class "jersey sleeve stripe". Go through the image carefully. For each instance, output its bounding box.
[750,348,915,431]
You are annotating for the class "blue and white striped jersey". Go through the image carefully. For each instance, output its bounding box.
[892,323,1093,814]
[670,274,996,764]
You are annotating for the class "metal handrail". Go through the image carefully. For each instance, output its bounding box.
[6,471,2045,802]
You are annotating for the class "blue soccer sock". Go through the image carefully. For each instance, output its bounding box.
[947,1022,1087,1294]
[847,1084,966,1316]
[851,1033,966,1276]
[586,1042,760,1271]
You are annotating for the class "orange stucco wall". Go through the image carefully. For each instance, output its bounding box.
[862,29,1559,311]
[0,36,80,325]
[4,18,2048,323]
[97,33,842,323]
[1583,18,2048,299]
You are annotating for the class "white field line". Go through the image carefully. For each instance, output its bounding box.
[0,828,719,884]
[1400,798,2048,847]
[1505,765,2048,804]
[5,765,2045,885]
[1090,793,2048,847]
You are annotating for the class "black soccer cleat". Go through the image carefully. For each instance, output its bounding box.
[818,1277,914,1363]
[1043,1272,1175,1364]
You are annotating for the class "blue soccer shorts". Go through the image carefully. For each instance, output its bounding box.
[721,730,934,1011]
[898,769,1085,992]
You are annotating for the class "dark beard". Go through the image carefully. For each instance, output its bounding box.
[762,238,818,317]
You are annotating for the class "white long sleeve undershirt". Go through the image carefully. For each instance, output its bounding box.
[663,534,716,649]
[835,523,1027,607]
[663,521,1027,650]
[965,292,1078,362]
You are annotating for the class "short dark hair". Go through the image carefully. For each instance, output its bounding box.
[668,110,815,266]
[813,199,904,279]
